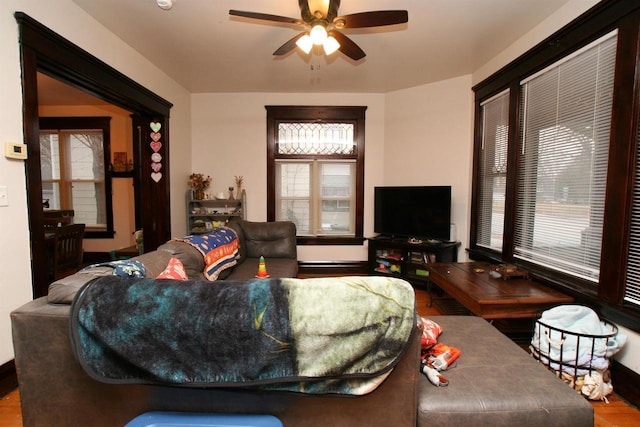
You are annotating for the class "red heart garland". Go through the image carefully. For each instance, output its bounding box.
[150,132,161,142]
[150,141,162,152]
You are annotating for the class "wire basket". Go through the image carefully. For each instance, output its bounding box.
[530,308,618,393]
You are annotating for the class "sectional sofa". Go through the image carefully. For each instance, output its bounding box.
[11,220,593,426]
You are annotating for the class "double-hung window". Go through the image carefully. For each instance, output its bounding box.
[267,106,365,245]
[39,117,114,237]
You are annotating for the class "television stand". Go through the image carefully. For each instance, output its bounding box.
[367,236,460,287]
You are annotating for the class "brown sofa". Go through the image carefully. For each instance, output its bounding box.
[11,220,421,427]
[418,316,594,427]
[11,220,593,426]
[46,219,298,304]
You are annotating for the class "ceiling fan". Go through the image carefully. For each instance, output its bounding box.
[229,0,408,60]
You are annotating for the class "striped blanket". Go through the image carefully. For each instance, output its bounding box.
[174,227,238,280]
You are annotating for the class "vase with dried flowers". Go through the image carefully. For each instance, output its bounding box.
[188,173,211,200]
[235,175,244,198]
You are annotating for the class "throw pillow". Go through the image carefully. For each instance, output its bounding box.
[156,257,188,281]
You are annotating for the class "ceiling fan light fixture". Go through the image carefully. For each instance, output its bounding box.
[296,34,313,54]
[156,0,173,10]
[323,35,340,55]
[309,24,328,45]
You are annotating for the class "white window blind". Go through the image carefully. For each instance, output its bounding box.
[477,90,509,251]
[625,122,640,306]
[515,31,617,282]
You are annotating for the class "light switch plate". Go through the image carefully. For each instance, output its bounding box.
[4,142,27,160]
[0,186,7,207]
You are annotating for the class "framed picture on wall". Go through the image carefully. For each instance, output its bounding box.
[113,152,127,172]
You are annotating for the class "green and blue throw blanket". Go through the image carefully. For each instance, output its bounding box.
[69,276,416,395]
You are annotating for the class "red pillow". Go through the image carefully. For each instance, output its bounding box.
[156,257,188,281]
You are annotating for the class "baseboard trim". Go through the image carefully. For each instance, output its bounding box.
[0,360,17,398]
[297,261,367,277]
[611,359,640,408]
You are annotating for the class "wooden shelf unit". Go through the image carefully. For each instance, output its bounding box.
[186,189,246,234]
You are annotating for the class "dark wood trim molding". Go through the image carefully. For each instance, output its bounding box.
[611,358,640,408]
[297,261,368,277]
[14,12,172,116]
[0,360,17,399]
[15,12,173,297]
[265,105,366,246]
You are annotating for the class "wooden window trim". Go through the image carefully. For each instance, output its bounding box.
[39,116,114,238]
[266,106,366,245]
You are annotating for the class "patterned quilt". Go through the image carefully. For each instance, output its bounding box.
[173,227,239,280]
[69,276,416,395]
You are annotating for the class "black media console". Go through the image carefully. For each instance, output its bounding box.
[367,236,460,287]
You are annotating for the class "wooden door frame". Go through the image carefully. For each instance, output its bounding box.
[15,12,173,297]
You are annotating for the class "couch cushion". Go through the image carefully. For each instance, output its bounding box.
[417,316,594,427]
[225,219,246,263]
[225,257,298,280]
[48,266,114,304]
[240,221,297,259]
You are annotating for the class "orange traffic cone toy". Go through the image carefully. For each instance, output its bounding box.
[256,255,270,278]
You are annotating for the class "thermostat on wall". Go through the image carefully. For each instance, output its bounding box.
[4,142,27,160]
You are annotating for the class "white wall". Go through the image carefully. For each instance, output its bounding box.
[0,0,192,365]
[471,0,638,375]
[472,0,601,85]
[191,92,386,262]
[384,75,474,261]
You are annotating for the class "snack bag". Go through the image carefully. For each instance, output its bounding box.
[424,343,461,370]
[420,317,443,350]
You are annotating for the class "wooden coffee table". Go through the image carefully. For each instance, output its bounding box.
[426,262,573,320]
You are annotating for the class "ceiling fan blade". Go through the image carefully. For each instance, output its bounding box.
[334,11,408,29]
[273,33,306,56]
[298,0,313,22]
[229,10,302,25]
[326,0,341,21]
[329,30,365,60]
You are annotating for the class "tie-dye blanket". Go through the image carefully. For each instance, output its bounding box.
[173,227,239,280]
[69,276,416,395]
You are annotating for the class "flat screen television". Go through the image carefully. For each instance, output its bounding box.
[374,186,451,241]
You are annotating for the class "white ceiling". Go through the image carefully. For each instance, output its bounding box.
[67,0,572,94]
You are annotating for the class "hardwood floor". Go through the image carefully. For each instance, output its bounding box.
[0,288,637,426]
[0,389,21,427]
